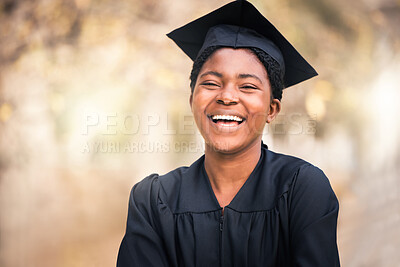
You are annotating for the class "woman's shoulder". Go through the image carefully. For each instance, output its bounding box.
[262,147,335,199]
[133,154,204,189]
[265,148,337,205]
[265,148,309,171]
[130,155,207,213]
[130,166,188,201]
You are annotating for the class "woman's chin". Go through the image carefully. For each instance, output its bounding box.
[204,139,249,155]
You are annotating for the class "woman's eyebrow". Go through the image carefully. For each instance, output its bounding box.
[199,71,223,78]
[238,73,262,83]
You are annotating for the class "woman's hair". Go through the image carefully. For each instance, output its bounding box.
[189,46,285,100]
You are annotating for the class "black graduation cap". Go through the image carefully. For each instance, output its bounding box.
[167,0,317,88]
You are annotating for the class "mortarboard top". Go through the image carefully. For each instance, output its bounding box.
[167,0,318,88]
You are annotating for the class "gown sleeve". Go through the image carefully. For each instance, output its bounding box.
[116,174,171,267]
[289,164,340,267]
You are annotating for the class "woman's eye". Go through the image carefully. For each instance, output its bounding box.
[201,82,219,87]
[240,85,258,90]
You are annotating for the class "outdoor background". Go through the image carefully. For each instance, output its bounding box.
[0,0,399,266]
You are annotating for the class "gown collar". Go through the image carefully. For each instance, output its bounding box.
[173,143,283,213]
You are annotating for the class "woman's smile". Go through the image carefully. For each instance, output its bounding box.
[207,112,246,132]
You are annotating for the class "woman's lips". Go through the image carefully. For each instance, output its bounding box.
[211,114,243,123]
[208,114,245,125]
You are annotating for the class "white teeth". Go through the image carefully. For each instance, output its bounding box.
[211,115,243,122]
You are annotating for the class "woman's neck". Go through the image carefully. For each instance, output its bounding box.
[204,140,262,208]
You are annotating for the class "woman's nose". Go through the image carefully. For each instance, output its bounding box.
[216,85,239,105]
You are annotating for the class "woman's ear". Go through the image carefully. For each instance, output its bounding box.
[189,94,193,110]
[266,99,281,123]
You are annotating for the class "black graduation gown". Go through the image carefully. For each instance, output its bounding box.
[117,145,340,266]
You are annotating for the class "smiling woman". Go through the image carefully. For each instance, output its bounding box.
[117,1,340,266]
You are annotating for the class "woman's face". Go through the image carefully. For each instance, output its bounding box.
[190,48,281,154]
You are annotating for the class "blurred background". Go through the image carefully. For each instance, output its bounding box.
[0,0,399,266]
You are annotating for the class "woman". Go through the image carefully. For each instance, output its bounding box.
[117,1,340,266]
